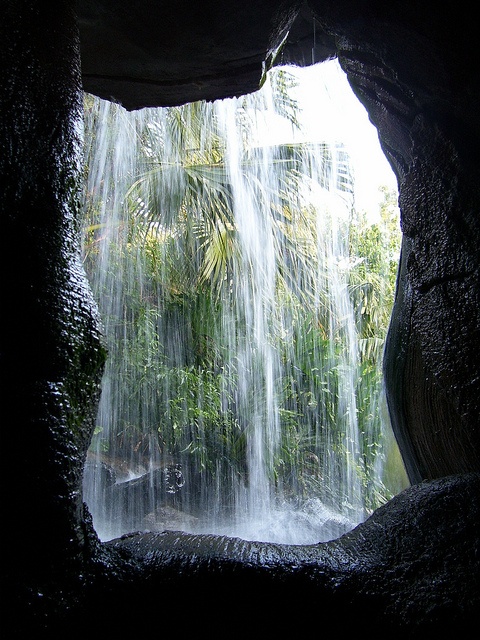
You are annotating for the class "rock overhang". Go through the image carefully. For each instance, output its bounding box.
[77,0,335,110]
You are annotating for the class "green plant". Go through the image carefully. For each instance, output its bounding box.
[81,67,404,521]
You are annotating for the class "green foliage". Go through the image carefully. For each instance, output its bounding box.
[82,68,405,517]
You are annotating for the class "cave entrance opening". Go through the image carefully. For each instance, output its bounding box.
[81,58,408,544]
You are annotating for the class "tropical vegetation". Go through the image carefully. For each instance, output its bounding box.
[81,67,406,531]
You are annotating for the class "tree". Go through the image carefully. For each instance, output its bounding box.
[81,67,405,538]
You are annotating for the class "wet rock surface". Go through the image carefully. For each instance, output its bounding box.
[23,473,480,635]
[77,0,306,109]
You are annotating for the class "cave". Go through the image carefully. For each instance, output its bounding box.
[1,1,479,636]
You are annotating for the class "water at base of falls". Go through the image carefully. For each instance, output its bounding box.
[81,60,406,545]
[83,448,360,543]
[83,466,358,544]
[189,501,356,545]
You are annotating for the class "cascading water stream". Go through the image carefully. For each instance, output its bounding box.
[213,96,289,538]
[82,60,406,544]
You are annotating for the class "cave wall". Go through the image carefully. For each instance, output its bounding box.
[1,0,479,635]
[1,0,106,578]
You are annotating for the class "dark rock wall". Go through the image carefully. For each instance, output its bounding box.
[1,0,106,591]
[77,0,304,109]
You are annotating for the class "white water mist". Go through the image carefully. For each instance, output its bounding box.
[82,60,406,544]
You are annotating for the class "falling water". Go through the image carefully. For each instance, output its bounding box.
[82,60,407,544]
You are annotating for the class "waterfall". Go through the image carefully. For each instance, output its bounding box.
[82,59,406,544]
